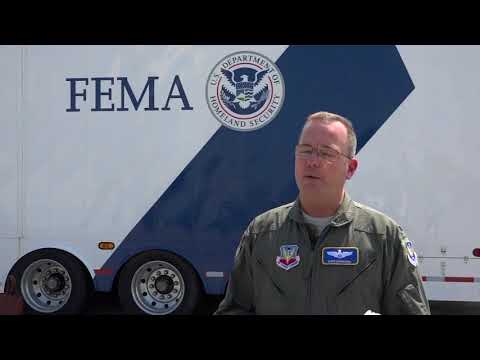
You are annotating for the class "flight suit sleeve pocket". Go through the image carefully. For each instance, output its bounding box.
[398,284,429,315]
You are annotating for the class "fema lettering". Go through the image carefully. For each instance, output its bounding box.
[66,76,193,112]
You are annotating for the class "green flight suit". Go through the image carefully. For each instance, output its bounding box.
[215,193,430,315]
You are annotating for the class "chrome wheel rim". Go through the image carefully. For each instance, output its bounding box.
[21,259,72,313]
[131,260,185,315]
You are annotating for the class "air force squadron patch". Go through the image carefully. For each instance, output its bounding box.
[405,240,418,267]
[322,247,359,265]
[276,245,300,270]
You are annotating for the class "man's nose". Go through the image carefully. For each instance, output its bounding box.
[306,156,322,167]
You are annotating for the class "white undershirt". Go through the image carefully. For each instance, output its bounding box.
[301,210,333,238]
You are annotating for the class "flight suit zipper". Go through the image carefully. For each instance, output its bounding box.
[306,266,312,313]
[304,223,330,314]
[301,225,313,313]
[311,224,331,314]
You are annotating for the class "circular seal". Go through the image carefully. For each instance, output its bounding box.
[206,51,285,131]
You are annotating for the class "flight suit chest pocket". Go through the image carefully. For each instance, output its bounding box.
[317,232,381,314]
[252,234,308,304]
[253,255,306,314]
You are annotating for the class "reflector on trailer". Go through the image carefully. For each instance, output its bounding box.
[98,242,115,250]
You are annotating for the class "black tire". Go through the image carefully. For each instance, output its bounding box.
[117,250,202,315]
[9,249,91,315]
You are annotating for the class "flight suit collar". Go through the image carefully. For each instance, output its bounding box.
[289,192,355,227]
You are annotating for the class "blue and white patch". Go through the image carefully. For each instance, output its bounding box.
[206,51,285,132]
[322,247,359,265]
[405,240,418,267]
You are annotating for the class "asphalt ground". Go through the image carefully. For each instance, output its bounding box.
[82,292,480,315]
[83,291,223,315]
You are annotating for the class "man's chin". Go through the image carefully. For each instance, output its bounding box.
[300,183,326,195]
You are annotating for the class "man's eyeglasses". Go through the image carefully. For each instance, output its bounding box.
[295,144,352,163]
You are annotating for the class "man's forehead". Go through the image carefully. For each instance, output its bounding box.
[300,120,348,144]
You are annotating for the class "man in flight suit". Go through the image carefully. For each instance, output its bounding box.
[215,111,430,315]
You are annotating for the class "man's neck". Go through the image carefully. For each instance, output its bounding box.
[300,190,344,218]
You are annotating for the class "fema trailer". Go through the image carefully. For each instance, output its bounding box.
[1,45,478,314]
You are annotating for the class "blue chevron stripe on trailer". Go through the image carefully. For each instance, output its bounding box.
[94,45,413,294]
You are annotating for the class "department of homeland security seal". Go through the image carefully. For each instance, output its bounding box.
[206,51,285,131]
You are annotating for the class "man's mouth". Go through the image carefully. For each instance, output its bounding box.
[305,175,320,179]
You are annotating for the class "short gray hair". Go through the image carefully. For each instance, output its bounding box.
[299,111,357,158]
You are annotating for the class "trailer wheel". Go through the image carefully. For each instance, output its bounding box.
[118,251,202,315]
[10,249,90,314]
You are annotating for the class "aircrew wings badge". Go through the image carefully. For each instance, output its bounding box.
[322,247,359,265]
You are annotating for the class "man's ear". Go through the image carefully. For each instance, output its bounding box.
[346,158,358,180]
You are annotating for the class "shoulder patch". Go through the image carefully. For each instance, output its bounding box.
[405,240,418,267]
[400,235,418,267]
